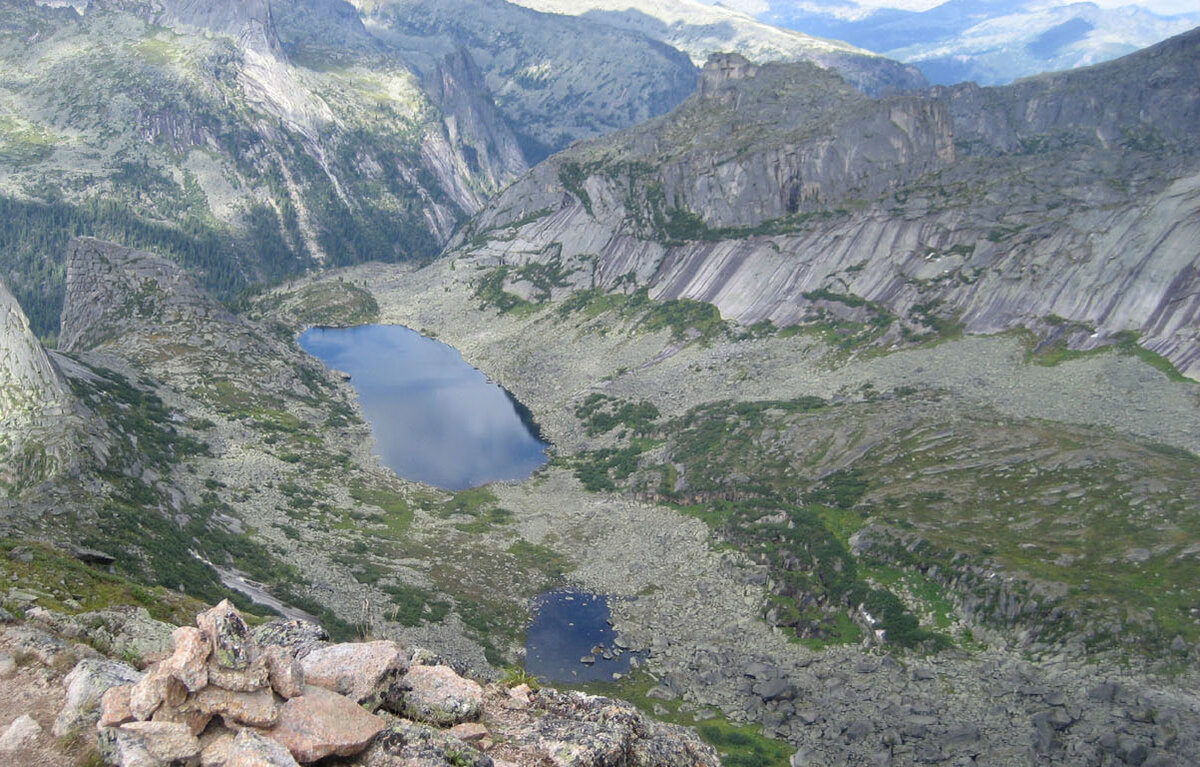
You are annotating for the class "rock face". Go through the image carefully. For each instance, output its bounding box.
[0,278,78,492]
[357,0,699,159]
[451,29,1200,379]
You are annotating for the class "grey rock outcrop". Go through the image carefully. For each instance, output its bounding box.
[451,28,1200,379]
[0,277,79,492]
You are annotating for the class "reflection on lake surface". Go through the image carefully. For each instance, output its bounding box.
[525,589,632,683]
[299,325,548,490]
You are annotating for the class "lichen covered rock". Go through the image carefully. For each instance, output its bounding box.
[399,664,484,726]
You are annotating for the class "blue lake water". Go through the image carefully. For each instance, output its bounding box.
[299,325,548,490]
[525,589,632,683]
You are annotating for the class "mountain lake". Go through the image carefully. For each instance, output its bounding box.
[299,324,548,490]
[525,589,633,683]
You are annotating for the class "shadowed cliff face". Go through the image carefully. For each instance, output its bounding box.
[449,30,1200,379]
[0,278,79,493]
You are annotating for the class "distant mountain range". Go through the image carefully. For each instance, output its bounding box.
[704,0,1200,84]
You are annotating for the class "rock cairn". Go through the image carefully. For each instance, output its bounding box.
[86,600,718,767]
[95,600,481,766]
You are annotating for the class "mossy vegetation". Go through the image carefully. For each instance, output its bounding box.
[573,671,794,767]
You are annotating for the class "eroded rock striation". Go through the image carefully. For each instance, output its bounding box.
[453,29,1200,378]
[0,277,80,493]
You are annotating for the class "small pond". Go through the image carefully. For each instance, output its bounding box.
[524,589,633,683]
[299,324,548,490]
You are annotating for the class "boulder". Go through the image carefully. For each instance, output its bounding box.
[0,714,42,752]
[188,685,281,728]
[161,626,210,692]
[262,645,305,699]
[114,721,201,763]
[198,731,237,767]
[198,600,256,671]
[252,619,328,660]
[129,664,188,721]
[399,664,484,726]
[300,640,408,710]
[53,657,141,737]
[150,699,213,737]
[100,685,136,727]
[227,729,301,767]
[357,720,491,767]
[265,685,385,763]
[208,655,270,693]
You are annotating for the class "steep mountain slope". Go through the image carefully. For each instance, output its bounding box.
[452,28,1200,379]
[506,0,926,95]
[350,0,700,161]
[0,278,82,493]
[0,0,703,342]
[0,0,526,339]
[736,0,1200,85]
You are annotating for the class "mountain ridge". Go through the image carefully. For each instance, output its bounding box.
[450,27,1200,379]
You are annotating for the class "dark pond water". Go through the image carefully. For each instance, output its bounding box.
[299,325,548,490]
[525,589,632,683]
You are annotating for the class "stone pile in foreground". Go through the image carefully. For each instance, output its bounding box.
[75,600,717,767]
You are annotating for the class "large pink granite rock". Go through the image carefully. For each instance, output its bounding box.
[265,685,385,763]
[299,641,407,709]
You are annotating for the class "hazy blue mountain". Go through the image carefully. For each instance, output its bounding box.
[715,0,1200,84]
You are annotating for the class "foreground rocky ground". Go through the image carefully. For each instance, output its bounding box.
[0,597,717,766]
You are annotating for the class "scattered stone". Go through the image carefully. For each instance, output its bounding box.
[265,685,385,762]
[400,664,485,726]
[580,654,596,665]
[300,640,408,709]
[198,600,255,671]
[227,729,301,767]
[0,714,42,752]
[53,657,141,737]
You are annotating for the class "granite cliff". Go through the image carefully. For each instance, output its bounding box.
[453,28,1200,379]
[0,278,80,493]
